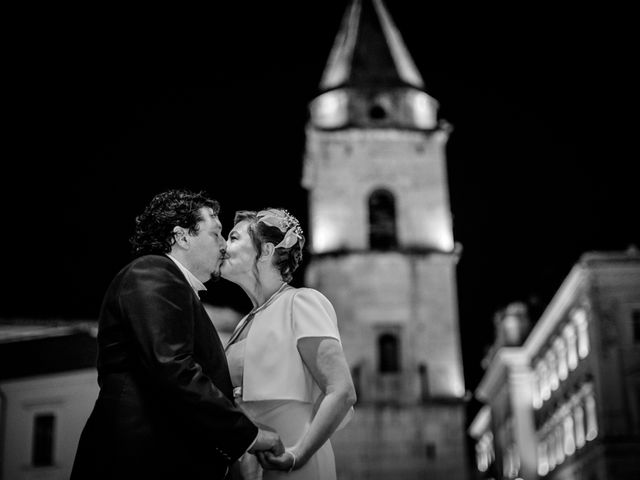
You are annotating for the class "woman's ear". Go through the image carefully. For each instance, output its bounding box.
[260,242,275,261]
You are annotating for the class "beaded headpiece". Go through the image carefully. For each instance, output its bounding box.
[256,209,305,249]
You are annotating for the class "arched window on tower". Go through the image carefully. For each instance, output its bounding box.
[368,189,397,250]
[378,333,400,373]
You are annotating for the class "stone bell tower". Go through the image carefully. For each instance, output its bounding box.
[302,1,469,479]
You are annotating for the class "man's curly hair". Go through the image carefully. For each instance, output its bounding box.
[130,189,220,257]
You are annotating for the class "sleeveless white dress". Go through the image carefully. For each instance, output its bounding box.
[225,286,346,480]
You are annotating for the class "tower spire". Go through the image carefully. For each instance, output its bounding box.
[310,0,438,130]
[320,0,424,91]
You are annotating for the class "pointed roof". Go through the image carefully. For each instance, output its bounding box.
[320,0,424,91]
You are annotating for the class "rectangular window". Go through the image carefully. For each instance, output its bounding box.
[32,413,55,467]
[633,310,640,344]
[425,442,437,460]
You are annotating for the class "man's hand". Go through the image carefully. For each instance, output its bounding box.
[248,428,284,457]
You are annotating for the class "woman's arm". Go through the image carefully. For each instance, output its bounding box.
[261,336,356,471]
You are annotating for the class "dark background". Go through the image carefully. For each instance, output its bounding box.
[4,2,638,406]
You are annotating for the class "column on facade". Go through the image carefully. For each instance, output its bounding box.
[585,389,598,441]
[555,422,565,466]
[532,362,542,409]
[563,323,578,370]
[573,403,586,449]
[507,354,537,479]
[538,359,551,402]
[537,438,549,477]
[503,444,520,480]
[562,411,576,455]
[499,419,513,479]
[554,337,568,381]
[547,428,557,470]
[475,431,494,473]
[573,308,590,359]
[475,443,487,472]
[546,349,559,391]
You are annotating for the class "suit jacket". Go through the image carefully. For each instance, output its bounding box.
[71,255,257,480]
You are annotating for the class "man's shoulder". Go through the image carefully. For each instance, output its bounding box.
[117,254,178,279]
[129,254,173,268]
[113,254,188,294]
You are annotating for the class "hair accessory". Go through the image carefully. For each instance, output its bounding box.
[256,209,304,249]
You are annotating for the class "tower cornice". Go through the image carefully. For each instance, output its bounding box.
[309,248,461,264]
[305,123,451,140]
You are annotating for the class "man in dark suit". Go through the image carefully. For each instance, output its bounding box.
[71,189,283,480]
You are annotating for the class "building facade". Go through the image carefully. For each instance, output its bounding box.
[302,1,469,478]
[0,321,98,480]
[470,249,640,479]
[0,305,240,480]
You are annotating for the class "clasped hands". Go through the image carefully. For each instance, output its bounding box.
[255,449,296,472]
[248,425,297,472]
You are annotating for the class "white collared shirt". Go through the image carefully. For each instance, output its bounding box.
[166,254,207,296]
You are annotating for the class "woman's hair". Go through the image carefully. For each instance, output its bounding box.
[234,209,305,283]
[130,189,219,257]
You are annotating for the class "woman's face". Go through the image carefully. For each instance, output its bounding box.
[220,220,258,281]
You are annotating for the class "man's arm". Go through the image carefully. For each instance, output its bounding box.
[119,258,270,461]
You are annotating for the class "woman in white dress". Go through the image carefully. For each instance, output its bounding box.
[221,208,356,479]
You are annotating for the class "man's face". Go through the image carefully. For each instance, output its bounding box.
[185,207,227,282]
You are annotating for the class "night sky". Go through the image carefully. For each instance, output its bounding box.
[4,2,638,401]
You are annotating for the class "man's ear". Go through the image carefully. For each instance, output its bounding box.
[173,226,189,249]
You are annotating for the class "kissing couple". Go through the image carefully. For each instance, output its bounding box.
[71,189,356,480]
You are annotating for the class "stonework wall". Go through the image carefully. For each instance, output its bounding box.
[303,128,454,253]
[331,403,469,480]
[306,252,465,400]
[590,261,640,439]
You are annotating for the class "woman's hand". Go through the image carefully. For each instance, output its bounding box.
[256,448,297,472]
